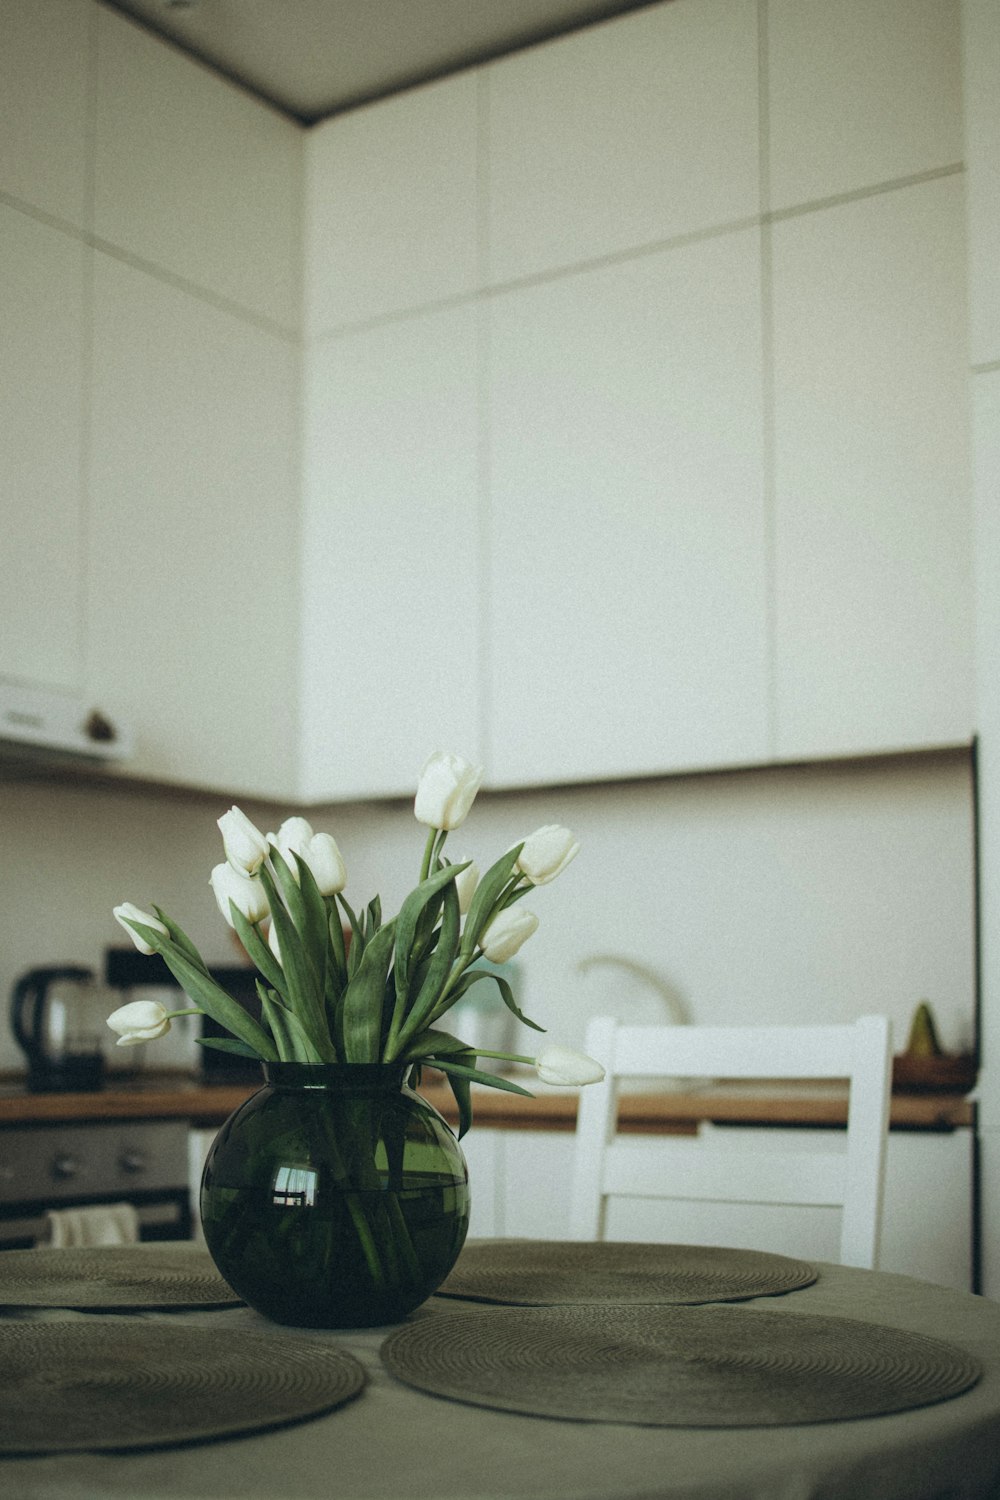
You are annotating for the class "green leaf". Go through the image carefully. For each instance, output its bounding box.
[339,895,366,979]
[402,1027,471,1061]
[340,918,397,1062]
[229,903,286,999]
[393,861,468,1013]
[151,906,208,970]
[460,845,523,955]
[292,852,331,969]
[196,1037,262,1060]
[426,1054,534,1138]
[391,881,461,1055]
[427,1057,534,1097]
[122,919,276,1060]
[259,985,332,1062]
[256,863,326,1048]
[484,971,546,1034]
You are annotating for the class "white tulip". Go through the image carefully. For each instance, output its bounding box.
[107,999,172,1048]
[414,751,484,831]
[534,1045,606,1087]
[218,806,269,875]
[209,862,270,928]
[303,831,347,895]
[480,907,538,964]
[270,816,314,864]
[517,825,580,885]
[113,902,168,956]
[453,859,480,915]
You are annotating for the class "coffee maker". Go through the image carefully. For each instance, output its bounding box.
[10,965,110,1092]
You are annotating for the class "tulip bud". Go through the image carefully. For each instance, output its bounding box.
[534,1045,606,1087]
[113,902,169,956]
[453,859,480,915]
[517,825,580,885]
[480,907,538,964]
[303,831,347,895]
[209,862,270,928]
[107,999,172,1047]
[218,806,269,875]
[267,921,282,964]
[270,816,314,865]
[414,751,484,831]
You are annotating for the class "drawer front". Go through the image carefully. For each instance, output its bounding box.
[0,1121,190,1205]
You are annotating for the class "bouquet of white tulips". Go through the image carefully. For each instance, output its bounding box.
[110,751,603,1135]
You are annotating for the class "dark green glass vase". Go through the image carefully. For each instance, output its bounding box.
[200,1062,470,1329]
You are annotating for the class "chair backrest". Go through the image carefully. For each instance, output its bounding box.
[569,1014,893,1269]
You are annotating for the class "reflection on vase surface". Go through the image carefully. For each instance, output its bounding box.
[200,1062,470,1328]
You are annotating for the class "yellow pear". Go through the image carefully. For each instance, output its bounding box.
[905,1001,943,1058]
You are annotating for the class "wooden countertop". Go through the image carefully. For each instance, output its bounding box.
[0,1073,975,1132]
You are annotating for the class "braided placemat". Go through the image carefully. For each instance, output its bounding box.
[0,1246,242,1309]
[437,1239,817,1306]
[382,1303,982,1427]
[0,1319,365,1453]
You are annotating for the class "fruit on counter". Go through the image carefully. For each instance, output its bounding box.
[904,1000,944,1058]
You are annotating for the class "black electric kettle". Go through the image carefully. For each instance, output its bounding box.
[10,966,108,1093]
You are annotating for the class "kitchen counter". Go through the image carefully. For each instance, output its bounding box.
[0,1072,975,1131]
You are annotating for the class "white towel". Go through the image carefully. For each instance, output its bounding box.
[45,1201,141,1248]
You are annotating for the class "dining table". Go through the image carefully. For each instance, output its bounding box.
[0,1238,998,1500]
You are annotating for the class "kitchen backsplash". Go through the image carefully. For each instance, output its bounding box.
[0,748,976,1076]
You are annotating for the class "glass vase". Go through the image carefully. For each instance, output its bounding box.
[200,1061,470,1328]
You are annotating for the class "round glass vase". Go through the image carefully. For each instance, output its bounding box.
[200,1061,470,1329]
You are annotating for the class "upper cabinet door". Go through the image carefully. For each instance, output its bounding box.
[771,178,973,760]
[0,205,86,691]
[962,0,1000,366]
[766,0,963,212]
[0,0,92,228]
[487,228,768,789]
[485,0,759,284]
[299,304,482,803]
[305,71,480,334]
[87,254,300,798]
[93,6,301,331]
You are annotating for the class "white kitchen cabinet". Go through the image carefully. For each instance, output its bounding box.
[485,0,759,284]
[86,252,300,798]
[0,205,87,692]
[0,0,92,229]
[93,5,301,332]
[299,304,482,802]
[771,176,974,762]
[962,0,1000,367]
[487,229,768,788]
[305,71,479,335]
[766,0,963,213]
[473,1125,975,1293]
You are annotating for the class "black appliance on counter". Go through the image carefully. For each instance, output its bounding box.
[10,965,109,1093]
[104,948,263,1083]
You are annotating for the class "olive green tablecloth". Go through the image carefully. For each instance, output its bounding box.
[2,1251,998,1500]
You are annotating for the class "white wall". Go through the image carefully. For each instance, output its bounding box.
[0,748,974,1075]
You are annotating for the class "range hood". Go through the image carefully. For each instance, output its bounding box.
[0,679,134,762]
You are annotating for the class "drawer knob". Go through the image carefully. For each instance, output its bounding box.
[119,1151,147,1175]
[51,1153,79,1180]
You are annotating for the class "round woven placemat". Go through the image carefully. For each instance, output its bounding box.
[382,1303,982,1427]
[436,1240,817,1306]
[0,1320,366,1453]
[0,1246,242,1309]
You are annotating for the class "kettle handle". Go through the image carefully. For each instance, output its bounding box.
[10,965,95,1056]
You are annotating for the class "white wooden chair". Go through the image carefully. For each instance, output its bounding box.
[569,1014,893,1269]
